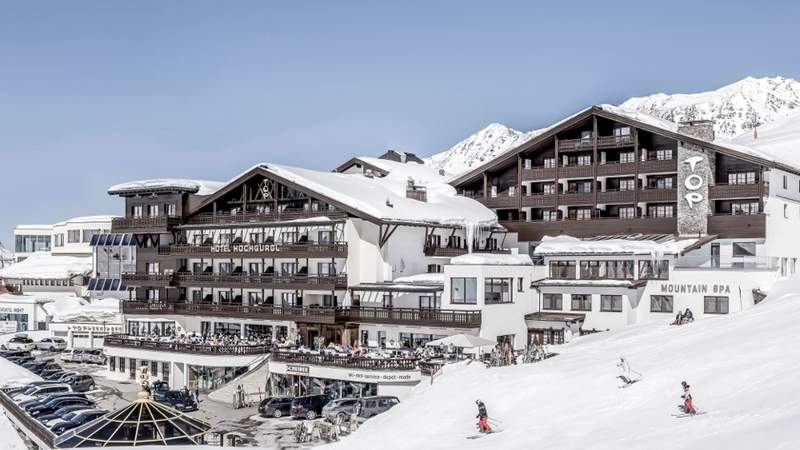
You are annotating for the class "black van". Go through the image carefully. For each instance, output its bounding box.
[290,394,332,420]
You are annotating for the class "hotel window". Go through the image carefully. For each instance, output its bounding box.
[656,149,673,160]
[419,295,440,310]
[542,293,563,310]
[508,186,516,197]
[570,181,592,193]
[146,289,160,301]
[618,179,636,191]
[54,234,64,247]
[281,292,296,306]
[650,295,674,313]
[613,126,631,137]
[281,231,298,243]
[132,205,143,218]
[704,296,729,314]
[67,230,81,243]
[218,291,231,303]
[317,262,335,276]
[191,290,202,302]
[281,263,297,275]
[382,294,393,308]
[166,203,177,217]
[219,262,233,274]
[619,152,635,164]
[580,260,634,279]
[145,262,160,274]
[728,172,756,185]
[783,175,787,189]
[601,295,623,312]
[490,185,498,198]
[732,242,756,257]
[577,155,592,166]
[484,278,512,304]
[550,261,576,279]
[82,229,101,243]
[619,206,637,219]
[569,208,592,221]
[543,157,556,169]
[543,183,556,195]
[450,277,477,304]
[318,230,333,244]
[648,204,675,218]
[524,159,532,169]
[731,201,759,215]
[147,204,160,217]
[517,277,524,292]
[427,264,443,273]
[571,294,592,311]
[639,260,669,280]
[248,292,263,305]
[249,233,263,244]
[322,295,338,307]
[218,233,232,245]
[360,330,369,346]
[648,176,674,189]
[543,210,560,222]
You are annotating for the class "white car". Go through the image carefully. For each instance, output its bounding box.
[37,338,68,352]
[61,349,86,363]
[5,335,36,351]
[12,384,72,403]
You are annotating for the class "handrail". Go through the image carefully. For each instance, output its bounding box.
[270,350,418,371]
[174,273,348,287]
[158,241,348,256]
[112,216,180,229]
[103,334,271,355]
[186,209,348,225]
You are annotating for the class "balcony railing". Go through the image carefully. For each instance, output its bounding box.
[501,216,678,241]
[596,161,637,176]
[186,209,348,225]
[596,190,635,204]
[482,193,519,209]
[707,213,766,238]
[111,216,181,232]
[521,193,557,208]
[709,183,762,199]
[423,246,512,257]
[557,135,634,152]
[174,273,348,289]
[103,334,271,355]
[158,241,348,257]
[271,350,418,371]
[639,158,677,173]
[348,307,482,328]
[639,187,677,202]
[597,135,634,149]
[674,254,777,270]
[521,166,556,180]
[558,191,594,205]
[121,273,175,286]
[557,138,593,152]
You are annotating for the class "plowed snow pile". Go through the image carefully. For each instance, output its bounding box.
[333,278,800,450]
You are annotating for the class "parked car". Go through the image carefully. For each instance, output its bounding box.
[259,397,293,418]
[5,335,36,351]
[82,349,106,365]
[24,360,58,374]
[44,370,77,381]
[38,404,95,424]
[0,350,31,359]
[36,337,68,352]
[322,398,360,423]
[49,409,107,435]
[18,392,87,410]
[8,355,35,365]
[13,384,73,403]
[354,396,400,419]
[28,396,94,417]
[152,390,198,412]
[41,366,67,379]
[63,374,95,392]
[4,381,62,396]
[61,349,86,363]
[34,362,62,376]
[290,394,332,420]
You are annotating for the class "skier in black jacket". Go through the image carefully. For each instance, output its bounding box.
[475,399,492,433]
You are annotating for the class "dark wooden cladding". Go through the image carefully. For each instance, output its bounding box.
[103,334,271,355]
[348,307,481,328]
[174,273,348,289]
[158,242,348,258]
[521,194,557,208]
[559,165,594,178]
[596,162,637,176]
[638,188,677,203]
[271,350,418,371]
[639,159,678,173]
[122,301,347,324]
[121,273,175,286]
[521,167,556,180]
[557,137,594,152]
[482,194,518,208]
[558,192,594,205]
[111,216,181,233]
[185,209,348,226]
[707,214,766,238]
[501,217,678,241]
[596,190,635,204]
[709,183,762,199]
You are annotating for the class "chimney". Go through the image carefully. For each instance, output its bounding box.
[678,120,715,142]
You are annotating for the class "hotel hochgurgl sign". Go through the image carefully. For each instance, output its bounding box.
[659,283,731,294]
[211,243,279,253]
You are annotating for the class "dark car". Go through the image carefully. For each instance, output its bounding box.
[18,392,87,409]
[38,404,95,424]
[260,397,293,418]
[63,374,95,392]
[8,355,35,365]
[290,394,332,420]
[41,366,66,378]
[45,370,77,381]
[4,381,62,396]
[0,350,31,359]
[49,409,107,435]
[355,396,400,419]
[25,360,58,374]
[28,396,94,417]
[152,390,198,412]
[33,362,62,375]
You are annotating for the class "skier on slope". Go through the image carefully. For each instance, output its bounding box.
[616,356,641,385]
[475,399,492,433]
[680,381,697,415]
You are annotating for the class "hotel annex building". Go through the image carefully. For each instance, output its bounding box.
[101,107,800,397]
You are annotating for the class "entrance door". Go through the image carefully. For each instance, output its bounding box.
[711,243,720,268]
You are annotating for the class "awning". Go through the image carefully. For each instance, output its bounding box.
[525,312,586,323]
[90,233,137,246]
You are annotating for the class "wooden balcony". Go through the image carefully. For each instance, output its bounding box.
[481,193,519,209]
[501,216,678,241]
[521,193,557,208]
[121,273,175,287]
[708,214,766,238]
[158,242,348,258]
[173,273,348,289]
[558,191,594,205]
[122,301,349,324]
[111,216,181,233]
[596,162,637,176]
[709,183,762,199]
[103,334,271,355]
[271,350,418,371]
[423,246,512,257]
[559,164,594,178]
[347,307,482,328]
[597,190,635,204]
[639,158,677,173]
[521,166,556,181]
[639,188,677,203]
[185,209,348,226]
[597,135,634,149]
[557,138,593,152]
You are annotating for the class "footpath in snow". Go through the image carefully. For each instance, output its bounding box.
[332,277,800,450]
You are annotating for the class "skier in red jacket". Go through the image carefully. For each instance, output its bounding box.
[475,399,492,433]
[681,381,697,415]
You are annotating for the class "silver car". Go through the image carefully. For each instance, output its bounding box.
[81,349,106,365]
[37,338,68,352]
[322,398,360,423]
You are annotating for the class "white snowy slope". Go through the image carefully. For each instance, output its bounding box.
[621,76,800,137]
[332,277,800,450]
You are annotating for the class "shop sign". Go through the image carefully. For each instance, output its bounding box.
[660,283,731,294]
[0,307,25,313]
[683,156,705,208]
[286,365,310,376]
[211,244,279,253]
[346,372,415,382]
[0,321,17,333]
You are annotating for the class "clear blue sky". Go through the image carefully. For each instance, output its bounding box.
[1,0,798,246]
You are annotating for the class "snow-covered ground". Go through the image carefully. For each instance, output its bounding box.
[332,277,800,450]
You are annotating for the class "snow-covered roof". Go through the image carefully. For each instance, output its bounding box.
[599,104,680,134]
[240,161,497,226]
[42,296,120,323]
[532,278,646,288]
[393,273,445,284]
[14,224,53,231]
[534,235,700,256]
[53,215,118,226]
[108,178,226,196]
[0,252,92,279]
[449,253,533,266]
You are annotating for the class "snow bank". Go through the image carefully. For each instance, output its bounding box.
[42,295,120,323]
[0,252,91,279]
[450,253,532,266]
[534,235,698,256]
[332,279,800,450]
[108,179,226,196]
[392,273,445,284]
